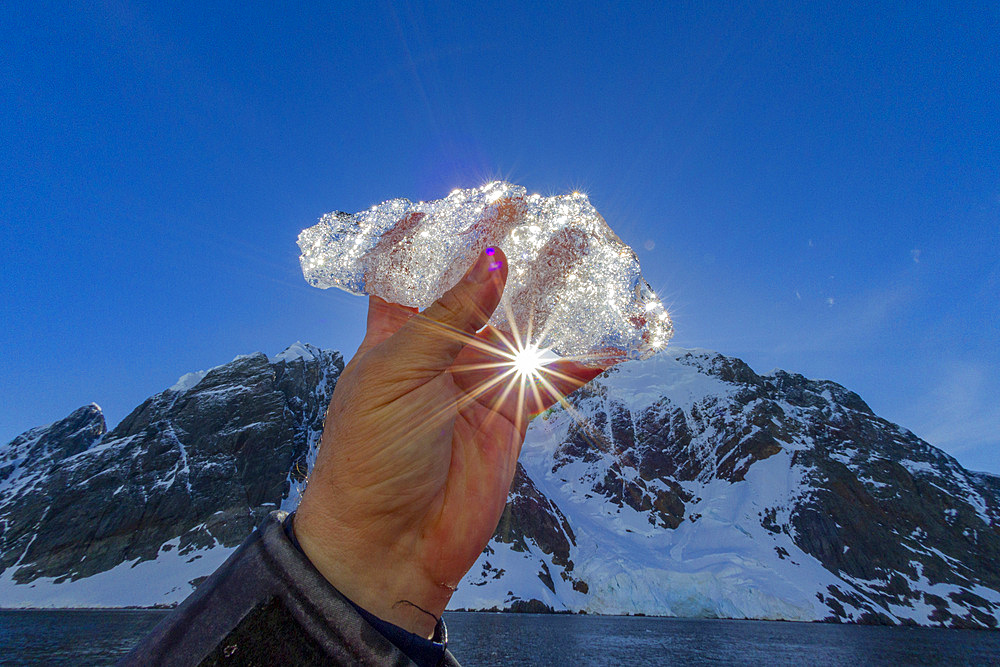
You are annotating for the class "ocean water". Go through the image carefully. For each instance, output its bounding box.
[1,610,999,666]
[0,609,168,665]
[445,613,1000,665]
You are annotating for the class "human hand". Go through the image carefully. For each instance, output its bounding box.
[294,247,609,637]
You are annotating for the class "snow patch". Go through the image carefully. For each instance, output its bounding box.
[0,540,236,608]
[900,459,936,475]
[270,341,319,364]
[170,370,208,393]
[593,347,736,414]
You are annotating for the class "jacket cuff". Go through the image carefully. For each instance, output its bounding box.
[123,510,451,666]
[284,512,449,665]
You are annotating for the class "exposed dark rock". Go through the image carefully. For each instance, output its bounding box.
[506,598,554,613]
[495,463,576,568]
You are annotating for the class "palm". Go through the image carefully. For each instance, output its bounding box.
[324,299,600,589]
[296,248,607,636]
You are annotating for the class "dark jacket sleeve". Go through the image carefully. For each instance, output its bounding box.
[122,511,460,667]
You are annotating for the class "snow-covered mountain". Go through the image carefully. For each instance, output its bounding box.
[1,344,998,628]
[0,343,342,607]
[457,350,1000,629]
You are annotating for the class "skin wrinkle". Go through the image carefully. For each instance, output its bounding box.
[392,599,439,625]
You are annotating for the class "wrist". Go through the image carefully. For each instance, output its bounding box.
[294,498,453,638]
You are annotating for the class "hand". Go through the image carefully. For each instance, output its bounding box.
[294,247,609,637]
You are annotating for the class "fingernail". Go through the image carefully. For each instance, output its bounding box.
[466,248,498,283]
[486,246,503,271]
[486,247,502,272]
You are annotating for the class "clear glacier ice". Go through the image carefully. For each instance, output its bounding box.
[297,181,673,365]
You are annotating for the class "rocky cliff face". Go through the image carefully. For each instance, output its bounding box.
[0,343,342,601]
[1,344,997,628]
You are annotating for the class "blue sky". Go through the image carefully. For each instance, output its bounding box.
[2,2,998,472]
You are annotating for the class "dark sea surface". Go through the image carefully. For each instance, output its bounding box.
[2,609,999,666]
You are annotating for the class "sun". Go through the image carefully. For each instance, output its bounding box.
[511,343,546,380]
[410,294,599,432]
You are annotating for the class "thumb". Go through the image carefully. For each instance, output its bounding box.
[391,247,508,372]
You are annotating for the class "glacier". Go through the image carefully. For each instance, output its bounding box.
[452,349,1000,627]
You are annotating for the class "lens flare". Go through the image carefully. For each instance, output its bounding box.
[401,291,612,450]
[511,344,545,379]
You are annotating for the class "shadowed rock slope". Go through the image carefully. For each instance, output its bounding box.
[0,344,342,592]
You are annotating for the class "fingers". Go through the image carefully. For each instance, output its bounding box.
[354,296,418,360]
[538,358,609,403]
[389,247,508,373]
[450,326,615,424]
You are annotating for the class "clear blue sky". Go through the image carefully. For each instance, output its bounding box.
[2,2,998,472]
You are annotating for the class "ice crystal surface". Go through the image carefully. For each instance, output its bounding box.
[298,182,672,364]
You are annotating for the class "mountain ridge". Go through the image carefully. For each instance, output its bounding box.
[1,344,997,628]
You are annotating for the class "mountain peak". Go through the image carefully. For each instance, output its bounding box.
[270,341,321,364]
[0,344,346,604]
[167,343,330,395]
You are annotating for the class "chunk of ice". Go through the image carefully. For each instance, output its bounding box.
[297,182,673,365]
